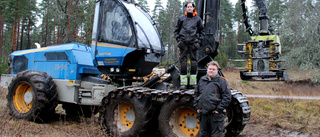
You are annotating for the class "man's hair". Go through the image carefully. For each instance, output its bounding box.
[184,2,195,7]
[207,61,220,69]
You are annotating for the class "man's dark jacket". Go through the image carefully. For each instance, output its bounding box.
[174,11,205,44]
[194,75,231,115]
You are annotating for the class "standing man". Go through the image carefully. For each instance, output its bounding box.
[194,61,231,137]
[174,1,205,89]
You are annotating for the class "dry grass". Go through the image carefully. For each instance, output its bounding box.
[241,98,320,136]
[0,88,104,137]
[223,69,320,97]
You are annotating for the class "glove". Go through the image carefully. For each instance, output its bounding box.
[178,41,184,49]
[216,109,224,114]
[193,43,200,50]
[176,37,181,43]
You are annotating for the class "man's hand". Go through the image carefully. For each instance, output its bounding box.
[178,41,184,49]
[197,109,201,113]
[212,110,219,114]
[193,43,200,50]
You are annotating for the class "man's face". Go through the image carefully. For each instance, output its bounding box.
[207,64,218,78]
[186,3,194,13]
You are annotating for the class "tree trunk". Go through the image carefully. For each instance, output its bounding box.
[44,0,50,47]
[11,18,20,52]
[16,19,20,50]
[87,0,92,45]
[20,19,24,50]
[74,10,78,42]
[44,12,48,46]
[27,18,31,49]
[67,0,71,42]
[57,26,61,44]
[53,15,56,45]
[4,24,7,53]
[0,14,4,56]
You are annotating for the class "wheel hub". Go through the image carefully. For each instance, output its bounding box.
[13,82,33,113]
[126,109,135,122]
[24,91,33,104]
[185,115,198,129]
[116,102,135,132]
[170,107,200,136]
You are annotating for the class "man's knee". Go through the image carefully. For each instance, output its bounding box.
[211,122,224,137]
[190,60,198,74]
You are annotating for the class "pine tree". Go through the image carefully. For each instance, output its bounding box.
[136,0,150,13]
[152,0,163,25]
[268,0,286,34]
[249,0,260,33]
[38,0,94,46]
[158,0,182,64]
[0,0,39,73]
[281,0,320,70]
[0,0,7,55]
[219,0,236,64]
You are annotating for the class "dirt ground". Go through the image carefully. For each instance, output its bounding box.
[0,70,319,136]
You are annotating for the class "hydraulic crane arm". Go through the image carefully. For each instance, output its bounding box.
[241,0,270,36]
[241,0,255,36]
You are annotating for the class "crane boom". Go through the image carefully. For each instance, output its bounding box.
[241,0,270,36]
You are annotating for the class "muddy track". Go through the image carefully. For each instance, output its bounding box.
[245,95,320,100]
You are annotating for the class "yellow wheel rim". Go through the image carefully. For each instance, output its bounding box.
[170,107,200,137]
[13,82,33,113]
[115,102,135,132]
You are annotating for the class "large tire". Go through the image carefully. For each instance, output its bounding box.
[7,70,58,122]
[225,90,251,136]
[62,103,99,118]
[158,95,200,137]
[99,89,154,137]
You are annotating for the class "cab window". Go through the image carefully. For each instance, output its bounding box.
[99,0,133,45]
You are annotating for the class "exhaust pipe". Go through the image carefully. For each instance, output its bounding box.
[35,43,41,49]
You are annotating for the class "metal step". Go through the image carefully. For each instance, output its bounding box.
[237,50,246,53]
[270,60,286,62]
[229,59,247,62]
[232,67,246,70]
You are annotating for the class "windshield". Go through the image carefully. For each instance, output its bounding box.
[99,0,133,45]
[123,3,162,50]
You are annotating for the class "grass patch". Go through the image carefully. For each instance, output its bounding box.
[224,69,320,96]
[241,80,251,87]
[0,88,104,136]
[247,98,320,135]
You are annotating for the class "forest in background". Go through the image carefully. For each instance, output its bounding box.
[0,0,319,80]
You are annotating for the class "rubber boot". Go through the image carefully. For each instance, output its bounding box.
[189,74,197,88]
[180,75,188,90]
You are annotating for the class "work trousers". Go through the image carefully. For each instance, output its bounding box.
[179,42,198,75]
[199,113,225,137]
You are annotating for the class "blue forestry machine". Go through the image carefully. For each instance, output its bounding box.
[1,0,251,136]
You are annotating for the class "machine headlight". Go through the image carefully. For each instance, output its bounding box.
[146,48,151,54]
[116,68,120,72]
[110,67,115,72]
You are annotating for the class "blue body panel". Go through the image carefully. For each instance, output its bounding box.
[11,43,100,80]
[91,42,135,66]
